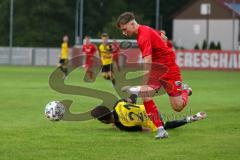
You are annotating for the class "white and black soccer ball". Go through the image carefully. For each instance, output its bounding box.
[44,101,65,121]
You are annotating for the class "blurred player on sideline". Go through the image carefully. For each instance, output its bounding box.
[98,33,115,85]
[111,39,121,71]
[59,35,69,79]
[159,30,174,50]
[117,12,192,139]
[82,35,97,81]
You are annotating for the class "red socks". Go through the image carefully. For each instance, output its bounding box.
[143,100,163,128]
[143,89,189,128]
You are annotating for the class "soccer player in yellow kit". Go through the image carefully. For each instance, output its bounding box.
[98,33,115,83]
[59,35,69,79]
[91,95,206,133]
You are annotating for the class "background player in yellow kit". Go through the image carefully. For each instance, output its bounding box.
[98,33,114,83]
[59,35,69,79]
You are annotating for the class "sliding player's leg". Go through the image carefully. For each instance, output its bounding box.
[164,111,207,130]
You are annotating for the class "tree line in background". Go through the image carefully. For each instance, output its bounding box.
[0,0,191,47]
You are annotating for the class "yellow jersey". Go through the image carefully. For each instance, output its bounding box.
[98,44,112,65]
[60,42,69,59]
[113,101,157,132]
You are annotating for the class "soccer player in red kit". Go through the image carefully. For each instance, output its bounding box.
[111,39,121,71]
[82,35,97,80]
[117,12,192,139]
[159,30,174,49]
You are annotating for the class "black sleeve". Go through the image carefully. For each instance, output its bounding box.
[164,119,188,130]
[128,94,138,104]
[114,121,142,132]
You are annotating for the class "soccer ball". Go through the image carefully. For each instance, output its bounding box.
[44,101,65,121]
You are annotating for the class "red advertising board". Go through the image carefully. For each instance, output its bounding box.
[72,46,240,70]
[123,49,240,70]
[176,50,240,70]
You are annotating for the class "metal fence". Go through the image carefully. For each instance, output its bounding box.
[0,39,138,66]
[0,47,66,66]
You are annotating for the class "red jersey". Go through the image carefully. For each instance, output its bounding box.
[137,25,176,67]
[137,25,182,96]
[111,42,120,56]
[82,43,97,68]
[82,43,96,56]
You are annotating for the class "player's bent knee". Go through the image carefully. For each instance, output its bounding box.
[169,96,185,112]
[171,102,184,112]
[172,106,184,112]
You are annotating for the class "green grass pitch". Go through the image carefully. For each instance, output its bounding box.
[0,66,239,160]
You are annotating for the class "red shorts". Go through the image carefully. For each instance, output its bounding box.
[148,66,182,97]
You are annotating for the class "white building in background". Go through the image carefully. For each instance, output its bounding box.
[173,0,240,50]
